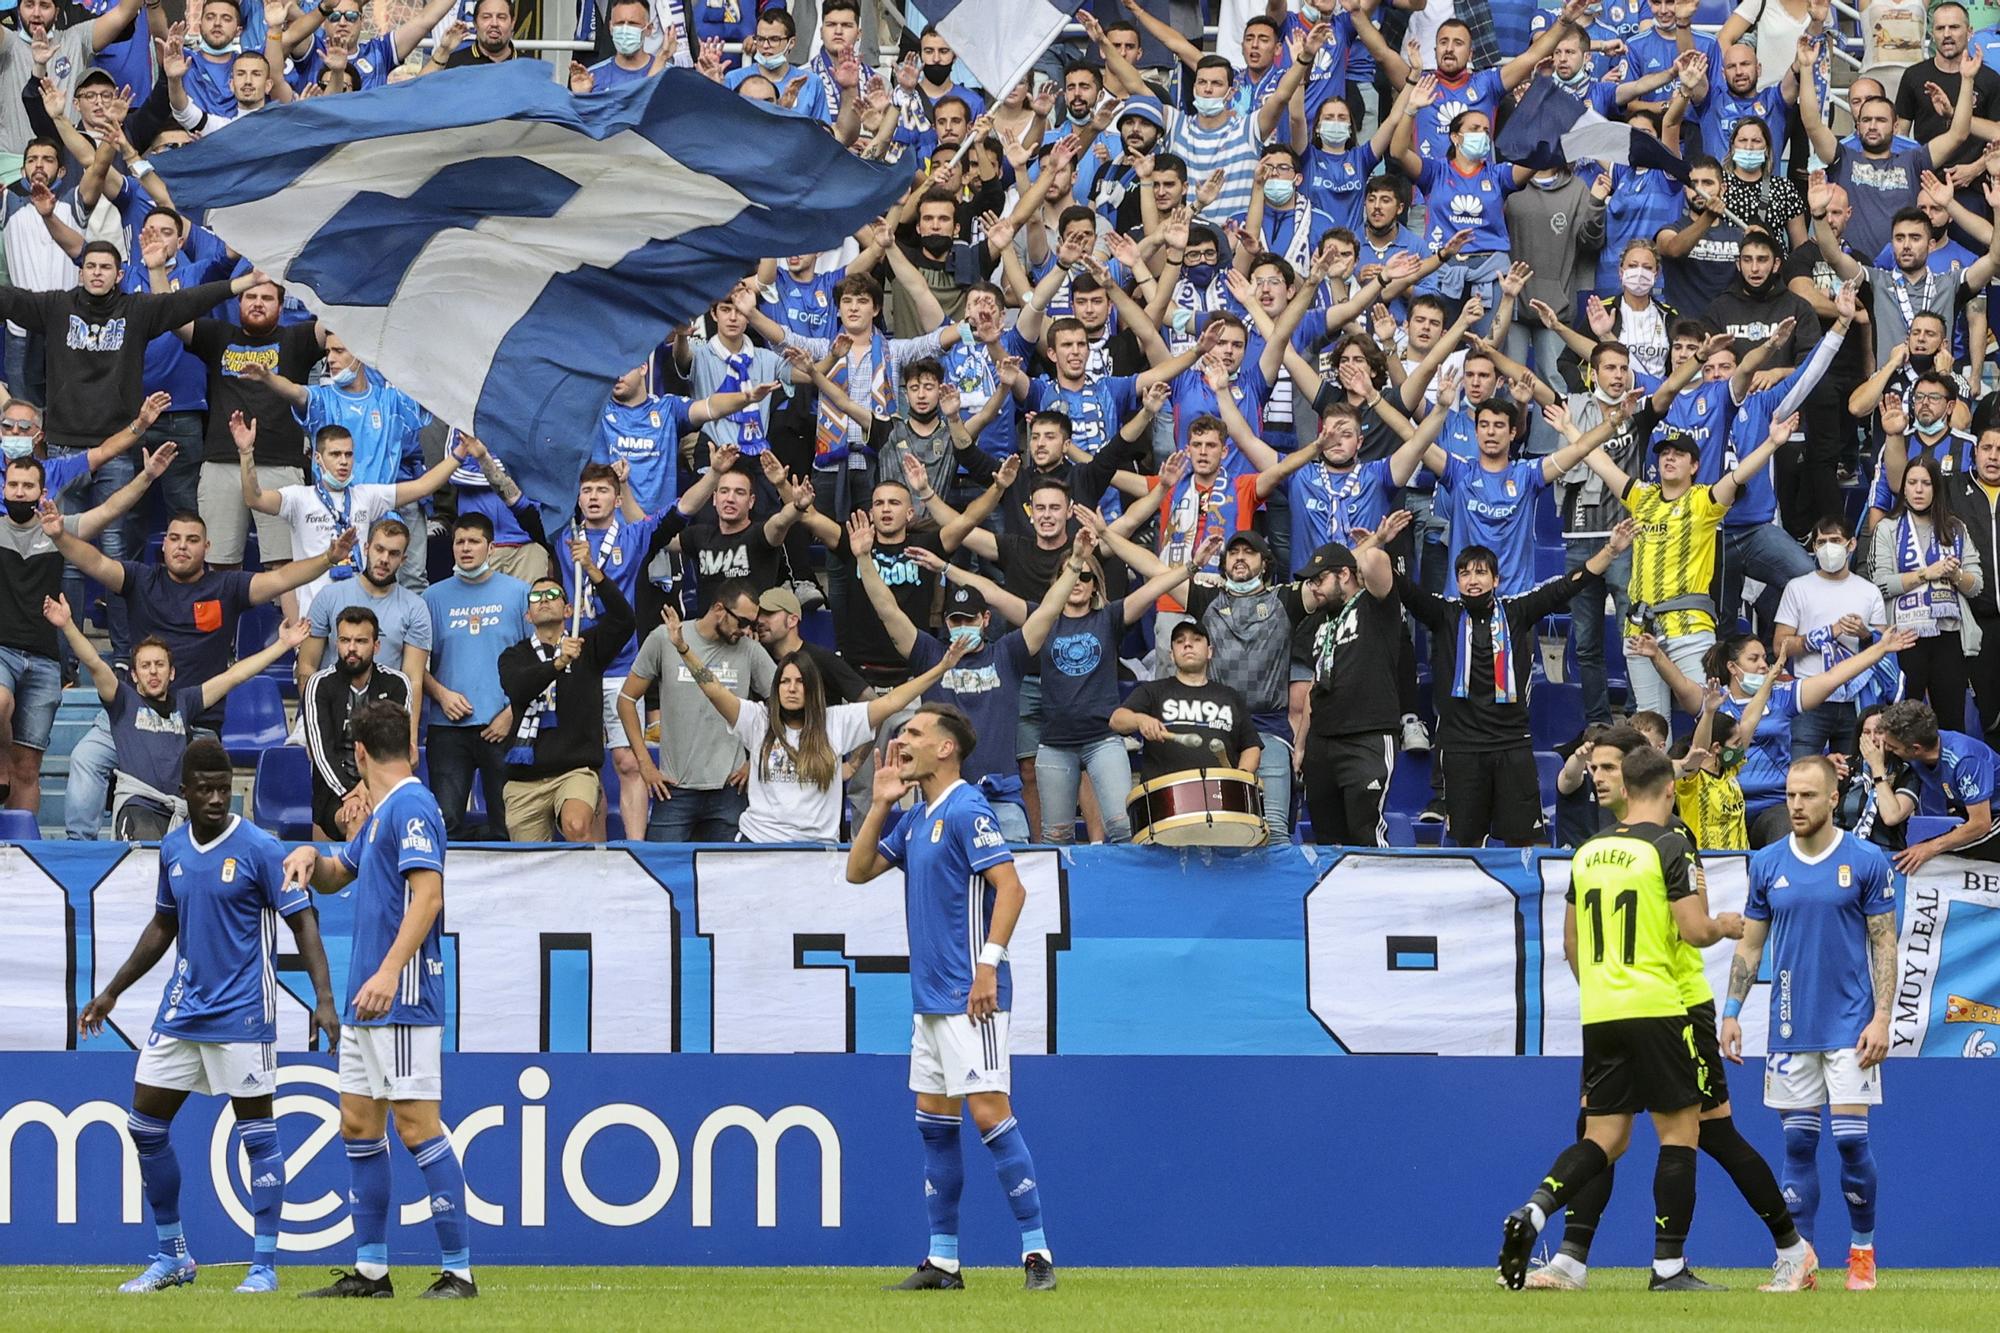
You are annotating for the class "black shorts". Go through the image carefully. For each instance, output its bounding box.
[311,785,346,840]
[1685,999,1729,1112]
[1581,1015,1705,1117]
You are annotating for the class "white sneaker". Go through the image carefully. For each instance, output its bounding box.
[1400,716,1431,752]
[1523,1263,1586,1290]
[1759,1242,1819,1292]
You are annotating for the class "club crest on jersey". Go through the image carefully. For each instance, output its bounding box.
[650,411,662,427]
[930,820,944,843]
[1838,863,1852,887]
[220,857,237,883]
[1504,479,1517,496]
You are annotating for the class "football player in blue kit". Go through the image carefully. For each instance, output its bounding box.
[1721,755,1899,1292]
[283,700,473,1299]
[848,703,1055,1293]
[81,738,339,1294]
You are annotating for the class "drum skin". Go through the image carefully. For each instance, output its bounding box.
[1127,768,1266,846]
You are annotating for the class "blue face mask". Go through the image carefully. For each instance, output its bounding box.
[755,49,789,70]
[1739,672,1767,692]
[1183,261,1217,289]
[330,366,358,389]
[196,36,236,58]
[1556,67,1590,91]
[1,437,30,460]
[1192,94,1228,117]
[948,625,984,648]
[458,560,492,580]
[1263,179,1295,207]
[313,461,350,492]
[1224,575,1261,594]
[610,23,645,55]
[1733,148,1767,172]
[1458,131,1491,162]
[1318,121,1351,149]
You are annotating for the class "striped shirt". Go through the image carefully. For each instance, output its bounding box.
[1168,110,1264,221]
[1623,481,1728,638]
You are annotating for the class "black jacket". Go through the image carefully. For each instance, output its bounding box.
[1949,474,2000,620]
[498,576,635,780]
[301,664,414,805]
[1400,568,1590,751]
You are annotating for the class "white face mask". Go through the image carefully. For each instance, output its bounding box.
[1816,541,1849,574]
[1621,266,1656,297]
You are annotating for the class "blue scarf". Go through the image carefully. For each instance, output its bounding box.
[714,342,767,453]
[314,472,356,581]
[1453,598,1516,704]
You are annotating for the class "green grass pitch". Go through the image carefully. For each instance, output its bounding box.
[6,1266,1999,1330]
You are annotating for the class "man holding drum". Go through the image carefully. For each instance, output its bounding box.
[1112,620,1263,783]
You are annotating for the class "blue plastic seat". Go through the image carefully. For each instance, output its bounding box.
[252,746,314,840]
[1528,681,1584,750]
[221,677,288,765]
[0,808,41,840]
[1534,750,1563,815]
[799,608,836,650]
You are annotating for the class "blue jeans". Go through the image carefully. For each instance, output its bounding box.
[1723,520,1814,637]
[644,784,748,842]
[1790,698,1858,760]
[1256,730,1293,843]
[1035,735,1133,843]
[0,644,62,751]
[5,328,45,406]
[63,713,116,839]
[50,444,135,665]
[1565,539,1632,726]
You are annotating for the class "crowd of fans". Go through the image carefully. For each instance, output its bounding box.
[4,0,2000,870]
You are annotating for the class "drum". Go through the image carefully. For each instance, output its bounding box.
[1126,768,1266,847]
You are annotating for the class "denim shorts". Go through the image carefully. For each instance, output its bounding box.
[0,645,63,751]
[1016,676,1043,762]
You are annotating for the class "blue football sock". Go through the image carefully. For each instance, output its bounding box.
[238,1117,284,1266]
[127,1111,184,1257]
[344,1135,392,1276]
[413,1135,471,1276]
[916,1111,963,1270]
[1779,1111,1823,1244]
[979,1116,1048,1260]
[1832,1115,1876,1245]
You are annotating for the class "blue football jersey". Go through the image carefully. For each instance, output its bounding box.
[879,780,1017,1016]
[1907,729,1997,817]
[152,816,309,1044]
[337,778,447,1027]
[1744,830,1895,1052]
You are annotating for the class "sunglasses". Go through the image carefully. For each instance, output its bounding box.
[1074,569,1097,584]
[526,588,565,604]
[325,8,363,20]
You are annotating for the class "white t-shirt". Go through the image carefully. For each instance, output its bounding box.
[1405,0,1455,72]
[1860,0,1927,72]
[1733,0,1815,91]
[1774,569,1888,695]
[731,701,875,843]
[2,191,80,337]
[276,481,398,621]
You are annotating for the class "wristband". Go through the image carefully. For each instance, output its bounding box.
[1722,997,1743,1019]
[129,157,154,180]
[978,942,1007,967]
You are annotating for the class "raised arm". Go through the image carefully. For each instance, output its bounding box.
[73,441,174,540]
[661,603,743,728]
[1122,532,1221,624]
[1712,409,1797,509]
[199,617,310,710]
[234,415,284,515]
[864,635,974,729]
[1798,627,1918,712]
[43,595,119,704]
[1020,528,1094,653]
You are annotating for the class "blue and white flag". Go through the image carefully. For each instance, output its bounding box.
[154,63,907,522]
[1494,76,1689,181]
[925,0,1089,102]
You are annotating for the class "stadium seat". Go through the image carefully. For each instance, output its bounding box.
[0,808,41,840]
[252,746,315,841]
[1381,811,1413,848]
[799,608,835,650]
[1528,681,1583,750]
[1533,488,1560,546]
[1532,542,1566,585]
[1387,751,1433,816]
[1907,816,1957,845]
[1533,751,1562,814]
[236,603,278,656]
[221,678,288,765]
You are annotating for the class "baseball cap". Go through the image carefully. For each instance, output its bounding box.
[1225,530,1271,562]
[757,586,803,618]
[76,69,116,91]
[1168,617,1210,644]
[944,584,988,618]
[1654,432,1701,459]
[1298,542,1357,580]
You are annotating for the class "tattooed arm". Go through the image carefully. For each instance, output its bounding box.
[1860,912,1896,1068]
[1716,918,1770,1065]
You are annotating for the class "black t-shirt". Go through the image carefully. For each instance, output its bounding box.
[188,320,324,466]
[1306,584,1404,739]
[679,518,785,600]
[992,531,1130,607]
[1122,675,1260,780]
[835,529,946,683]
[1895,58,2000,171]
[799,640,869,704]
[1310,383,1403,463]
[1658,210,1746,318]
